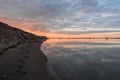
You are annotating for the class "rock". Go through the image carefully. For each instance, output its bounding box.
[0,22,54,80]
[0,22,47,54]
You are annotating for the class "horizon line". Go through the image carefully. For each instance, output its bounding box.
[48,37,120,39]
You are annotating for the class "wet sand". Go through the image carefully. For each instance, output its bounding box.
[0,22,56,80]
[0,42,55,80]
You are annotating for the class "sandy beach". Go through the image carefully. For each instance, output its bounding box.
[0,42,51,80]
[0,22,57,80]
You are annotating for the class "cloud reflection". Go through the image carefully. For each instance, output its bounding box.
[42,40,120,80]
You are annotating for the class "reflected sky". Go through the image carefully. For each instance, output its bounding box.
[42,39,120,80]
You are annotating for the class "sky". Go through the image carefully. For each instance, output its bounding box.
[0,0,120,38]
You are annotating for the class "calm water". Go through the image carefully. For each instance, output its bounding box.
[42,39,120,80]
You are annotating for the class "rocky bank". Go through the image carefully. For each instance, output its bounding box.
[0,22,55,80]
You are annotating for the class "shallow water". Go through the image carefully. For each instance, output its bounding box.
[42,39,120,80]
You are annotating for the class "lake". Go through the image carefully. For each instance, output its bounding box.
[42,39,120,80]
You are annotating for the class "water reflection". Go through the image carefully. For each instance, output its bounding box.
[42,39,120,80]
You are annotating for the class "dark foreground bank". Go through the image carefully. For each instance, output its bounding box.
[0,22,56,80]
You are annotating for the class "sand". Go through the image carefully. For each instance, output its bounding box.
[0,22,57,80]
[0,42,55,80]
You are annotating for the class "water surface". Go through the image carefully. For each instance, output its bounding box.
[42,39,120,80]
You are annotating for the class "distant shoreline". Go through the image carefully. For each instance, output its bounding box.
[49,37,120,39]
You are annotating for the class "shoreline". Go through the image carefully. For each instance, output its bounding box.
[46,61,61,80]
[0,22,56,80]
[0,41,57,80]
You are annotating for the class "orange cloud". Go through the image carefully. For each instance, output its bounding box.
[0,17,47,35]
[0,17,120,38]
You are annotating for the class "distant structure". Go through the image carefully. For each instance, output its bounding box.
[89,37,91,40]
[106,37,108,40]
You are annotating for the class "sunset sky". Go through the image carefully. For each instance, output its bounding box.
[0,0,120,38]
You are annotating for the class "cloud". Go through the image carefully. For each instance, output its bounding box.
[0,0,71,19]
[0,0,120,34]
